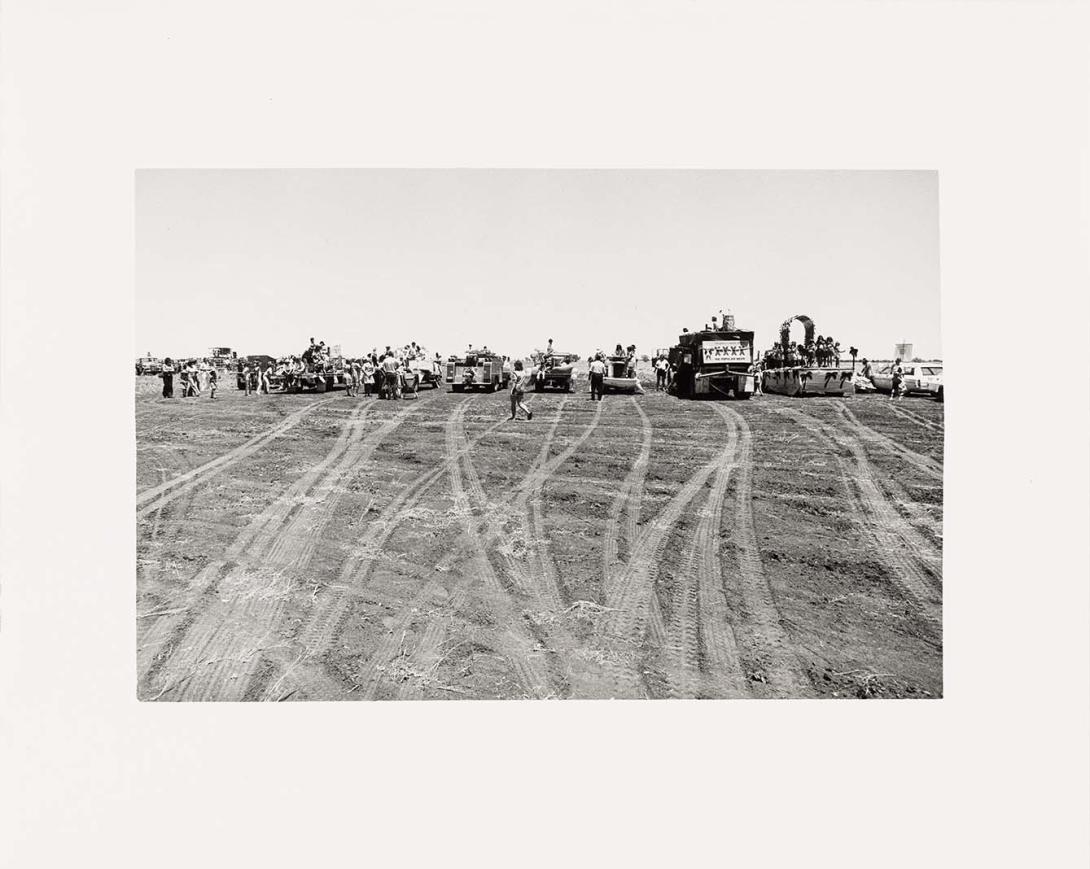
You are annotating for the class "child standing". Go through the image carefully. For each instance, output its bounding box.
[208,367,218,399]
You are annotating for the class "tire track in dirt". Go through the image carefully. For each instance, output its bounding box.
[774,406,943,632]
[598,406,745,697]
[602,399,652,599]
[833,401,943,481]
[888,403,944,434]
[271,397,514,696]
[358,399,603,700]
[137,450,205,628]
[657,407,747,699]
[433,400,551,696]
[139,400,414,699]
[719,407,811,696]
[171,403,419,702]
[136,396,341,519]
[388,400,574,699]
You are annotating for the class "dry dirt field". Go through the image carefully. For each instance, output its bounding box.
[136,375,943,701]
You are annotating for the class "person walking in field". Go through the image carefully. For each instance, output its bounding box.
[508,360,533,421]
[160,358,175,398]
[259,363,271,394]
[589,355,606,401]
[186,360,200,396]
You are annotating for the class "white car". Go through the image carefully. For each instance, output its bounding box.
[871,363,943,396]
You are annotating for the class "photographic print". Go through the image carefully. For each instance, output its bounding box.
[135,169,942,701]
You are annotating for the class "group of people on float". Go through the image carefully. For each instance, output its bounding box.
[760,335,843,369]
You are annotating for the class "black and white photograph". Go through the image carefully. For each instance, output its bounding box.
[135,169,943,701]
[3,1,1087,866]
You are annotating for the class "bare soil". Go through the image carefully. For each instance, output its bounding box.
[136,376,943,700]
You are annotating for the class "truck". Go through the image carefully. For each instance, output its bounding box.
[208,347,237,372]
[667,325,754,399]
[135,353,163,376]
[446,349,507,392]
[529,349,576,392]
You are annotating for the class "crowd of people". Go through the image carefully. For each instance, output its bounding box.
[158,358,219,399]
[760,334,843,369]
[157,338,447,401]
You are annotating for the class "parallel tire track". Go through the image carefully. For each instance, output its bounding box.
[720,407,811,696]
[440,401,551,696]
[386,400,574,699]
[660,407,747,699]
[599,405,745,697]
[140,401,413,699]
[834,401,943,481]
[277,398,513,693]
[775,406,943,632]
[888,403,944,434]
[383,399,602,699]
[136,396,341,519]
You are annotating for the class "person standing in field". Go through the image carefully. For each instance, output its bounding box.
[160,358,175,398]
[343,363,356,397]
[890,358,905,400]
[241,362,252,396]
[508,360,533,421]
[208,367,218,399]
[259,363,271,394]
[749,360,763,395]
[655,355,668,391]
[361,356,374,397]
[589,355,606,401]
[202,358,215,392]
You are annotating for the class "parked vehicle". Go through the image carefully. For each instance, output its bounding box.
[446,349,506,392]
[870,363,943,396]
[405,355,444,389]
[135,354,163,376]
[760,314,854,397]
[668,323,753,399]
[530,349,576,392]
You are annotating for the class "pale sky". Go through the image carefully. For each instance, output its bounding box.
[136,170,940,361]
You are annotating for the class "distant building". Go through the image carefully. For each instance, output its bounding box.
[895,342,913,360]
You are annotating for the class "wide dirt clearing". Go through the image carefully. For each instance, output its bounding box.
[136,377,943,700]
